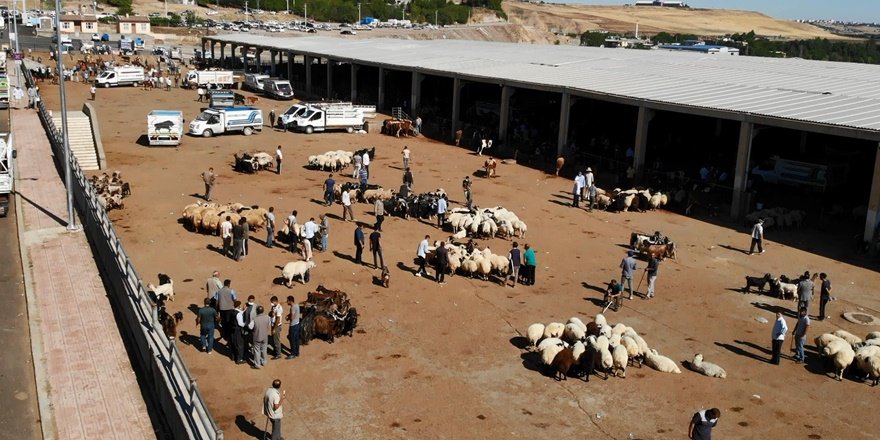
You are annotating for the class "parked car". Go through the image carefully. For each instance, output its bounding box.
[340,29,356,35]
[91,33,101,42]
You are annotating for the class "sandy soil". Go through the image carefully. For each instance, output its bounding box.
[36,68,880,439]
[503,3,844,40]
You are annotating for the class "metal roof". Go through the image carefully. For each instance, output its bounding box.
[206,35,880,137]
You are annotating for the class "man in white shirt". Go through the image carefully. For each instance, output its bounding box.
[436,196,448,228]
[770,312,787,365]
[263,379,285,440]
[572,172,585,208]
[362,151,371,177]
[220,216,234,257]
[286,210,298,252]
[341,190,354,221]
[584,167,596,211]
[415,234,430,277]
[275,145,283,175]
[402,146,411,169]
[749,218,765,255]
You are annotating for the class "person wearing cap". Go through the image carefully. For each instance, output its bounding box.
[748,218,765,255]
[619,250,638,300]
[584,167,596,211]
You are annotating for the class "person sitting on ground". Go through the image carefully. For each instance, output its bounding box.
[651,230,666,245]
[604,279,623,312]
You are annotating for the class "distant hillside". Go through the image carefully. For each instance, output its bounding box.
[502,2,845,40]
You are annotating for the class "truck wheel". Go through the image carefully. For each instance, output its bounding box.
[346,126,354,134]
[305,125,314,134]
[243,126,254,136]
[103,82,110,88]
[132,82,138,87]
[202,129,213,138]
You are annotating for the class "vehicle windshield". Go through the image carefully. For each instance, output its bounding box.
[277,83,292,93]
[195,112,212,122]
[301,109,317,119]
[284,106,304,116]
[98,71,110,78]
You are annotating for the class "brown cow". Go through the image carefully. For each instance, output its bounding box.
[646,242,676,260]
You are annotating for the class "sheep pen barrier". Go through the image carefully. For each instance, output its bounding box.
[23,66,223,440]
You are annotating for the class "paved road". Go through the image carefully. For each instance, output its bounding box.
[0,163,41,440]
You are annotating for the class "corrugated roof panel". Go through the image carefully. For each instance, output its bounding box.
[207,35,880,134]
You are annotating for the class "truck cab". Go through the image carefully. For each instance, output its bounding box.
[209,91,235,108]
[262,79,294,100]
[243,73,270,92]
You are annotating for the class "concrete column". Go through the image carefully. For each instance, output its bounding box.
[633,106,655,183]
[410,71,422,115]
[556,92,571,156]
[305,55,313,97]
[350,64,359,103]
[731,121,755,219]
[326,59,333,99]
[229,44,236,69]
[864,143,880,242]
[498,85,512,142]
[219,43,225,67]
[377,67,385,109]
[287,52,294,81]
[270,50,277,76]
[255,48,263,74]
[207,40,212,60]
[451,77,462,140]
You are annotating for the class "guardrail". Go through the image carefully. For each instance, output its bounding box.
[21,65,223,440]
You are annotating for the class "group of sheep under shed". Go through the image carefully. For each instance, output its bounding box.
[307,150,353,172]
[745,207,807,229]
[181,201,268,235]
[90,171,131,211]
[446,206,528,240]
[526,314,727,381]
[591,188,669,213]
[814,330,880,384]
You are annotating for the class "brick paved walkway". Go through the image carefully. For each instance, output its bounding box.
[14,106,154,439]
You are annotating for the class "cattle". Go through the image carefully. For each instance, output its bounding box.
[312,308,358,343]
[646,242,676,260]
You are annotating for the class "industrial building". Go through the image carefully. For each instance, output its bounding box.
[200,35,880,243]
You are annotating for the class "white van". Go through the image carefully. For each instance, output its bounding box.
[243,73,270,92]
[96,66,145,88]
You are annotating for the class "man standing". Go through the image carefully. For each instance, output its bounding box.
[352,153,362,179]
[370,229,384,269]
[341,188,355,221]
[462,176,472,210]
[748,218,765,255]
[12,86,23,109]
[242,218,250,257]
[478,138,487,156]
[374,197,385,232]
[437,195,448,228]
[688,408,720,440]
[26,85,36,109]
[403,167,414,191]
[797,271,814,314]
[275,145,283,174]
[243,295,258,354]
[286,210,298,253]
[196,298,218,354]
[319,214,330,252]
[572,171,585,208]
[362,150,371,176]
[286,296,301,359]
[435,241,448,284]
[265,207,276,248]
[232,219,245,261]
[507,242,522,287]
[304,217,318,250]
[585,167,596,211]
[269,296,284,359]
[415,235,430,277]
[214,279,237,342]
[220,216,233,257]
[771,312,788,365]
[263,379,285,440]
[251,306,272,369]
[415,116,422,134]
[90,84,96,100]
[269,108,276,129]
[232,300,246,364]
[645,256,660,299]
[455,128,463,147]
[323,173,336,207]
[354,224,365,265]
[358,167,369,202]
[792,308,810,363]
[205,270,222,301]
[818,273,832,321]
[523,244,536,286]
[402,145,411,169]
[197,86,205,102]
[201,167,216,201]
[619,250,637,300]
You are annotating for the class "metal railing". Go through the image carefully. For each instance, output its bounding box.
[21,65,223,440]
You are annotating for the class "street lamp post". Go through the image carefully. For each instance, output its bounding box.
[54,0,76,230]
[12,0,20,88]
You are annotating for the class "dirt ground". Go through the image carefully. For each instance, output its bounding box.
[37,73,880,439]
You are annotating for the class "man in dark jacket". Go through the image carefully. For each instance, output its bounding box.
[435,241,449,284]
[354,225,365,265]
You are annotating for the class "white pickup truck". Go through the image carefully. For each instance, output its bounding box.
[289,106,366,134]
[0,134,14,217]
[189,107,263,137]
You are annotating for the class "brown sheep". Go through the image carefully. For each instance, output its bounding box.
[551,347,577,381]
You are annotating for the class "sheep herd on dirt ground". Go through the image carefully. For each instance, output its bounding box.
[89,171,131,211]
[180,202,268,234]
[306,147,375,172]
[814,330,880,384]
[591,187,670,213]
[525,314,728,381]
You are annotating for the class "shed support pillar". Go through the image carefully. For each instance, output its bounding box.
[305,55,313,97]
[378,67,385,109]
[557,92,572,156]
[451,77,462,142]
[270,50,277,76]
[327,59,333,99]
[208,40,213,60]
[731,121,755,219]
[287,52,294,82]
[351,64,359,103]
[633,106,654,184]
[498,85,512,143]
[864,143,880,242]
[410,71,422,115]
[255,49,263,73]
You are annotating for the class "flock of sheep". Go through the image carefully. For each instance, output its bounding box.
[815,330,880,384]
[447,206,528,240]
[90,171,131,211]
[181,201,268,234]
[526,314,727,381]
[593,187,670,212]
[307,150,354,171]
[424,243,514,283]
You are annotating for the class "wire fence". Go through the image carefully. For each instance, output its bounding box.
[21,65,223,440]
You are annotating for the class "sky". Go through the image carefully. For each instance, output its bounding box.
[556,1,880,23]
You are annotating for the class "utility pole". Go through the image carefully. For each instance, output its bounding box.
[286,0,289,15]
[245,1,249,16]
[304,3,307,22]
[435,10,438,26]
[54,0,76,230]
[12,0,20,88]
[164,0,168,18]
[357,3,361,23]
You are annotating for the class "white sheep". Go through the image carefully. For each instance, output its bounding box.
[854,352,880,386]
[598,324,612,339]
[644,348,682,374]
[563,323,586,343]
[594,335,610,353]
[611,344,629,378]
[594,313,607,327]
[281,260,316,287]
[147,278,175,301]
[866,339,880,347]
[572,341,587,363]
[865,331,880,341]
[621,336,641,366]
[567,317,587,333]
[609,333,621,347]
[832,329,862,346]
[543,322,565,339]
[822,339,855,381]
[610,323,627,338]
[541,344,565,366]
[599,346,614,372]
[690,353,727,378]
[814,333,845,350]
[625,329,650,355]
[537,337,566,351]
[773,279,798,301]
[526,323,545,349]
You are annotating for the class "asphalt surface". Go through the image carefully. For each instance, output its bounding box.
[0,141,41,440]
